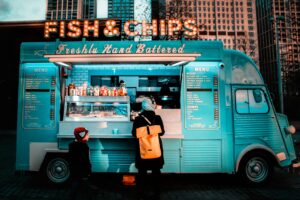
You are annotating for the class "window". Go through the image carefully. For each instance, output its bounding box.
[236,89,269,114]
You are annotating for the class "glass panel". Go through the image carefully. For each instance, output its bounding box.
[231,53,264,85]
[249,90,269,113]
[67,102,92,117]
[66,101,128,120]
[236,90,249,113]
[236,89,269,114]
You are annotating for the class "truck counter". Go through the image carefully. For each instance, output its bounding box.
[57,109,183,139]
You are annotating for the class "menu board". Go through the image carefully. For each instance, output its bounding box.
[184,65,219,130]
[23,67,56,129]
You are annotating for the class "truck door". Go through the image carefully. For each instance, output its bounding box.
[181,62,230,173]
[232,85,291,165]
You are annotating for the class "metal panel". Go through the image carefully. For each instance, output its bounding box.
[234,114,283,149]
[90,150,135,173]
[182,140,222,172]
[162,150,180,172]
[59,121,133,136]
[161,139,181,172]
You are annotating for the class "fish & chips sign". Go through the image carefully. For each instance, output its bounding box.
[44,19,198,39]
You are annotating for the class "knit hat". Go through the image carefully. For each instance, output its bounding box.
[74,127,89,143]
[142,98,156,111]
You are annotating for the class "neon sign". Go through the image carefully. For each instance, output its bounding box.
[44,19,198,39]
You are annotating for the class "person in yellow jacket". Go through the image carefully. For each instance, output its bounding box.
[132,98,165,199]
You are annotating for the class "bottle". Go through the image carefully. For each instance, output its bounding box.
[68,83,75,96]
[120,84,127,96]
[94,86,100,96]
[82,82,88,96]
[118,80,127,96]
[87,86,93,96]
[112,87,118,96]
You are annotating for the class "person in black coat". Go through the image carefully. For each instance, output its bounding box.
[68,127,93,200]
[132,98,165,199]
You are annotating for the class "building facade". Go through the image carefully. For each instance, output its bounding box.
[108,0,134,39]
[46,0,97,20]
[256,0,300,113]
[108,0,135,22]
[164,0,259,63]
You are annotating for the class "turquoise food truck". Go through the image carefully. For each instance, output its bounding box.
[16,40,297,184]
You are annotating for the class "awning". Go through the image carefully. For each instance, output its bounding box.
[44,53,201,68]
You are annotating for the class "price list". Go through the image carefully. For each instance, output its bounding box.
[22,67,56,129]
[184,66,219,130]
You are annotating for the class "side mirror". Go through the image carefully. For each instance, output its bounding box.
[252,89,262,103]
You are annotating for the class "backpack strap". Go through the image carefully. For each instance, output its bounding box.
[140,115,152,125]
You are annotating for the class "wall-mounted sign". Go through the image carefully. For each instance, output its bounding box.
[44,19,198,39]
[55,43,186,55]
[184,64,220,130]
[22,66,57,129]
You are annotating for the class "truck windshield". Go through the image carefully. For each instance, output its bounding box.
[230,52,264,85]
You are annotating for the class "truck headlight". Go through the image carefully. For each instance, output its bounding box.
[285,125,296,135]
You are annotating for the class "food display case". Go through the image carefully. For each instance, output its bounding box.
[63,96,130,122]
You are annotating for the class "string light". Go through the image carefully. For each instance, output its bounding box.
[83,20,99,37]
[142,20,157,36]
[103,20,120,37]
[124,20,139,37]
[67,20,81,38]
[184,19,197,37]
[160,19,166,36]
[59,21,65,38]
[44,21,58,38]
[168,19,182,36]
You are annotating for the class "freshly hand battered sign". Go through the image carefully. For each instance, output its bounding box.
[55,43,186,54]
[44,19,198,39]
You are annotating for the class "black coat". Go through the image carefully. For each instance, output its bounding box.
[68,141,92,179]
[132,111,165,170]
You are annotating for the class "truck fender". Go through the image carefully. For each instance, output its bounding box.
[235,144,280,172]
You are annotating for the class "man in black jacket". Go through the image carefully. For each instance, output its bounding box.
[69,127,93,200]
[132,98,165,199]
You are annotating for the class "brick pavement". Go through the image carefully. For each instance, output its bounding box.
[0,131,300,200]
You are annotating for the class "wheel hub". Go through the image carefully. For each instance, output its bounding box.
[47,158,70,183]
[245,157,269,183]
[55,166,63,173]
[252,164,261,173]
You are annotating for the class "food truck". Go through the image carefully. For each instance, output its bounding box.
[16,39,298,185]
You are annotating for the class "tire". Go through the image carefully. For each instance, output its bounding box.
[238,152,273,185]
[45,157,70,184]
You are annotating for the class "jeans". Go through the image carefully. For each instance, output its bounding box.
[136,168,161,198]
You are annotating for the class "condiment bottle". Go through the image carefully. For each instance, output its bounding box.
[68,83,76,96]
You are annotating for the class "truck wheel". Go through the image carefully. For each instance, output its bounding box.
[45,157,70,184]
[239,152,273,185]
